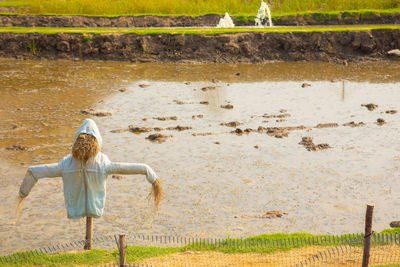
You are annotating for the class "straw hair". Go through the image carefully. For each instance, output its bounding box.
[148,178,164,211]
[15,196,25,225]
[72,133,100,163]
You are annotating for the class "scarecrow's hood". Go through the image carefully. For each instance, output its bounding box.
[73,119,102,148]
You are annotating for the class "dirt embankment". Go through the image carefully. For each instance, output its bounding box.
[1,30,400,63]
[1,12,400,28]
[0,14,222,28]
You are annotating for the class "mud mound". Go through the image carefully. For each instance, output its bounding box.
[299,137,332,151]
[146,133,170,143]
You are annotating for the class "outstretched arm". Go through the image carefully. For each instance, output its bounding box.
[107,162,164,210]
[106,162,157,183]
[19,163,62,198]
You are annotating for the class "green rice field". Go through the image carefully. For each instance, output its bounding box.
[1,0,400,16]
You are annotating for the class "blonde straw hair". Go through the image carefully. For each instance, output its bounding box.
[148,178,164,211]
[72,133,100,163]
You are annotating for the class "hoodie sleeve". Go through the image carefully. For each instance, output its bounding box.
[19,162,62,198]
[106,162,157,184]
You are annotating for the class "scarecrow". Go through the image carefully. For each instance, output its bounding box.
[17,119,163,248]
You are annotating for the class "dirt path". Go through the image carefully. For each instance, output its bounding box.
[135,245,400,266]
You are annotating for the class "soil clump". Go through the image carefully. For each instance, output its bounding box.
[166,125,192,131]
[231,128,255,135]
[110,129,129,133]
[361,103,378,111]
[146,133,170,143]
[258,126,306,138]
[5,145,29,151]
[316,123,339,128]
[343,121,365,127]
[80,109,111,117]
[192,132,212,136]
[173,100,186,105]
[376,118,386,125]
[299,137,332,151]
[192,114,203,119]
[128,126,154,134]
[390,221,400,228]
[263,113,291,119]
[153,116,177,121]
[201,86,216,92]
[221,121,241,127]
[221,104,234,109]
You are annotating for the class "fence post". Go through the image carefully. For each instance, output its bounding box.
[362,204,374,267]
[84,217,93,250]
[119,234,126,267]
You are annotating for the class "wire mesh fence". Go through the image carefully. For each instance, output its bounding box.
[1,233,400,266]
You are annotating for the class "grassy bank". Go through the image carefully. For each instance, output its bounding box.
[2,231,399,266]
[1,25,400,35]
[1,0,400,16]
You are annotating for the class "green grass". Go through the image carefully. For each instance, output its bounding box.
[381,228,400,234]
[0,1,26,8]
[2,231,399,266]
[1,0,400,16]
[0,25,400,36]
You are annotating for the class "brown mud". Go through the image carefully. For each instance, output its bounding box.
[343,121,365,127]
[1,30,400,63]
[80,109,112,117]
[299,137,332,151]
[1,12,400,28]
[146,133,170,143]
[377,118,386,125]
[361,103,378,111]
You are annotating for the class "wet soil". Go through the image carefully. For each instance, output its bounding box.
[1,30,400,63]
[1,59,400,254]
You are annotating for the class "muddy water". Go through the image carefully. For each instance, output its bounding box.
[0,58,399,254]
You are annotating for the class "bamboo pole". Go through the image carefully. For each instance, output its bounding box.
[119,234,126,267]
[362,204,374,267]
[84,217,93,250]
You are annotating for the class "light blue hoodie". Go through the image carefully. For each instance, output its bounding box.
[19,119,157,219]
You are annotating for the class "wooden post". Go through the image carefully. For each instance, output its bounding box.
[84,217,93,250]
[362,204,374,267]
[119,234,126,267]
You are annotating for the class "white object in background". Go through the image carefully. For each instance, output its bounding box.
[217,12,235,28]
[255,0,273,27]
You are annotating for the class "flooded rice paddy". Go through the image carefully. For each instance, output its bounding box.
[0,59,399,254]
